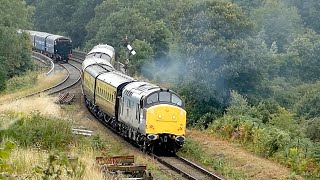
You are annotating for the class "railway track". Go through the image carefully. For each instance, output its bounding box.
[11,52,81,100]
[153,154,223,180]
[45,62,81,95]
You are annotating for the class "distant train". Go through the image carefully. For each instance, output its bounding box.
[82,44,186,155]
[27,30,72,63]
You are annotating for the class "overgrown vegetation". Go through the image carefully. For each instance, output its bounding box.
[0,0,318,178]
[179,138,248,179]
[1,112,74,150]
[0,0,33,91]
[208,91,320,177]
[0,141,16,179]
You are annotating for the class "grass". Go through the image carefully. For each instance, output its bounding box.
[0,112,171,179]
[0,69,66,103]
[178,138,248,180]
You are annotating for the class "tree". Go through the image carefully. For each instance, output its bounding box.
[172,1,270,123]
[286,0,320,33]
[0,0,33,86]
[127,39,154,77]
[85,7,172,77]
[68,0,103,48]
[0,58,7,91]
[287,30,320,82]
[231,0,265,14]
[251,0,303,52]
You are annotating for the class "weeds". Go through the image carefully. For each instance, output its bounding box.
[1,112,75,150]
[179,138,247,179]
[34,151,85,179]
[5,71,38,93]
[0,141,16,179]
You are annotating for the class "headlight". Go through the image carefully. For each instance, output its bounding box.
[175,136,185,143]
[147,134,158,140]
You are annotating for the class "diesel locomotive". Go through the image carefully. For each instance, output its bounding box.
[28,30,72,63]
[82,44,186,154]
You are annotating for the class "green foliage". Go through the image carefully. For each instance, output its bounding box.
[208,92,320,177]
[287,30,320,82]
[0,61,7,92]
[5,71,38,92]
[0,0,33,29]
[90,134,107,150]
[0,141,16,179]
[127,39,154,77]
[34,152,85,179]
[306,118,320,142]
[251,0,303,52]
[0,0,33,92]
[231,0,264,13]
[286,0,320,33]
[293,81,320,119]
[1,112,75,150]
[179,138,247,179]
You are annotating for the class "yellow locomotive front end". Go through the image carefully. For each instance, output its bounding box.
[146,104,186,136]
[142,91,186,154]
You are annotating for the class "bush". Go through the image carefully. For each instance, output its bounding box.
[5,71,38,92]
[1,112,75,150]
[306,118,320,142]
[0,141,16,179]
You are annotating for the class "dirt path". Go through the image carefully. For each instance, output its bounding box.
[188,130,302,180]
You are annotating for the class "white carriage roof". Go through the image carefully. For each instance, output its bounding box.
[88,44,114,58]
[98,71,134,88]
[82,56,114,71]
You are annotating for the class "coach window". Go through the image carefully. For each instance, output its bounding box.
[159,92,170,102]
[147,93,158,104]
[136,104,139,121]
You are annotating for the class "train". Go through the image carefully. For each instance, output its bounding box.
[82,44,187,155]
[27,30,72,63]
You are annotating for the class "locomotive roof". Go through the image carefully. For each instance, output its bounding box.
[97,71,134,88]
[46,35,71,42]
[122,81,161,99]
[88,44,115,59]
[30,31,51,38]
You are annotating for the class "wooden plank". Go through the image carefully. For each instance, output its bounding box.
[96,155,135,165]
[106,164,147,172]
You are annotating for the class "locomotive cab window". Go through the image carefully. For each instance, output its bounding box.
[147,93,158,104]
[159,92,170,102]
[172,94,182,106]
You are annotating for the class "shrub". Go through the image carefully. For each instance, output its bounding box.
[0,141,16,179]
[34,151,85,179]
[5,71,38,92]
[1,112,75,150]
